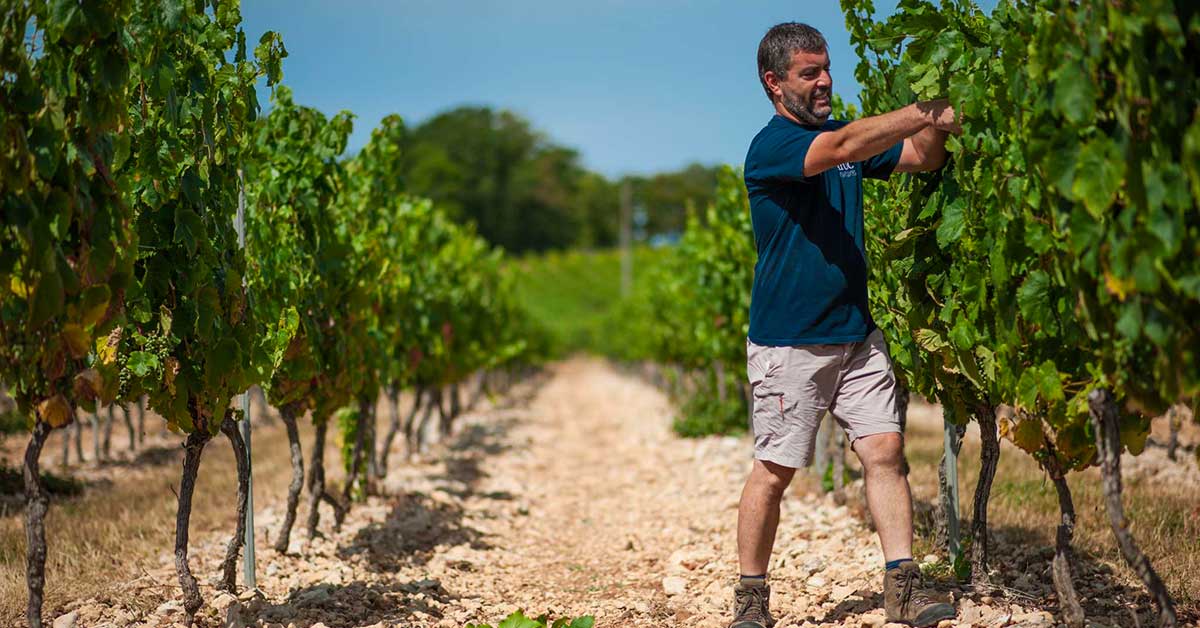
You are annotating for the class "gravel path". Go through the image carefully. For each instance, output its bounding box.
[52,359,1156,627]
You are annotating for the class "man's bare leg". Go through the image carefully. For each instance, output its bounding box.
[854,431,955,625]
[852,431,913,561]
[736,459,797,575]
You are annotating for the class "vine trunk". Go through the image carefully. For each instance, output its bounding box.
[175,428,213,621]
[970,404,999,584]
[1043,449,1084,628]
[1088,389,1177,627]
[218,415,249,592]
[24,421,52,628]
[274,406,304,553]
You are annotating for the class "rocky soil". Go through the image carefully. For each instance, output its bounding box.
[40,359,1193,628]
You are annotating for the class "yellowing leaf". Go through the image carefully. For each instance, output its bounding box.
[10,276,31,299]
[62,323,90,358]
[165,356,180,396]
[1001,415,1044,454]
[914,328,949,353]
[1119,414,1151,456]
[73,368,102,401]
[80,285,112,327]
[96,326,121,365]
[37,394,72,428]
[1104,272,1135,301]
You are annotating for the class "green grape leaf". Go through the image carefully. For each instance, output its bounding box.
[1071,137,1124,217]
[1037,361,1064,402]
[127,351,160,377]
[497,612,541,628]
[935,197,966,248]
[1051,63,1096,124]
[1115,301,1142,340]
[1016,367,1040,410]
[914,328,949,353]
[31,270,66,328]
[1016,270,1054,331]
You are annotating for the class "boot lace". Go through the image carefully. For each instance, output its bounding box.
[897,568,937,614]
[734,586,769,625]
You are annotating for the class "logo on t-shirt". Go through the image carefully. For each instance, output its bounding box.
[835,162,856,178]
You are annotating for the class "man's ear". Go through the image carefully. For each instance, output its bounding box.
[763,70,783,100]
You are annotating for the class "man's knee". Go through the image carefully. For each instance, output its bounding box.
[854,432,908,476]
[750,459,796,497]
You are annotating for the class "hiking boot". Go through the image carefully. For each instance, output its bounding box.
[729,579,776,628]
[884,560,956,627]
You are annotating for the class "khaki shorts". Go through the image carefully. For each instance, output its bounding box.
[746,328,900,468]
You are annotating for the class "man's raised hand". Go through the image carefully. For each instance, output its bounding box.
[918,99,962,134]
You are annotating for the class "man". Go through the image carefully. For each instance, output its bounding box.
[731,22,960,628]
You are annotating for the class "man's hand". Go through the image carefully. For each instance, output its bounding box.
[892,99,960,173]
[918,99,961,134]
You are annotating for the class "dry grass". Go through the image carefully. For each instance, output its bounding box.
[0,409,311,626]
[899,400,1200,617]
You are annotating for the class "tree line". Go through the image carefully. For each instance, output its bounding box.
[394,105,722,252]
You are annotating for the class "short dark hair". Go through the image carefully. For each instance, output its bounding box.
[757,22,827,102]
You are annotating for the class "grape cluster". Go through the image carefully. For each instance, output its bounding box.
[116,331,177,398]
[116,351,131,398]
[144,333,173,360]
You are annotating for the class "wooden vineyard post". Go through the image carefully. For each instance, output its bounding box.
[237,169,257,590]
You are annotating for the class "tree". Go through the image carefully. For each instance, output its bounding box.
[622,163,721,241]
[402,106,596,252]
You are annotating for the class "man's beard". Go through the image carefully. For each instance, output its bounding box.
[783,89,832,126]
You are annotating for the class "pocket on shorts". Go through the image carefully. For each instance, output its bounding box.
[751,382,785,437]
[746,339,781,386]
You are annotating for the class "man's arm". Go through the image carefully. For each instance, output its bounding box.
[894,125,949,173]
[803,99,959,177]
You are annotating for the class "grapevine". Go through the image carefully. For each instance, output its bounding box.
[842,0,1196,622]
[0,2,138,624]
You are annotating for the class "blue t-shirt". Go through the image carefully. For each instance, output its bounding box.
[744,115,903,346]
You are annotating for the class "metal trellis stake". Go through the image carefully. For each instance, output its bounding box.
[943,417,961,569]
[236,168,256,590]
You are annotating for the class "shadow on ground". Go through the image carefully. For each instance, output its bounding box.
[488,368,551,412]
[252,375,549,625]
[0,464,108,518]
[249,578,454,628]
[814,590,885,625]
[336,393,531,573]
[338,491,493,572]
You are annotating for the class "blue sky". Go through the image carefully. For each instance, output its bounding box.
[241,1,994,178]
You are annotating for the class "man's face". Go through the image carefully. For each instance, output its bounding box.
[770,49,833,125]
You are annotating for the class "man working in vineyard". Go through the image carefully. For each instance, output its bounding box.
[730,23,961,628]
